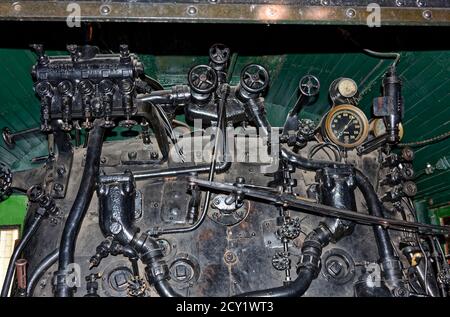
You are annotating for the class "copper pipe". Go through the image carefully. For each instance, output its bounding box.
[15,259,27,291]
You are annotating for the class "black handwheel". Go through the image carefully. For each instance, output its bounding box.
[209,44,231,65]
[299,75,320,97]
[240,64,269,94]
[57,80,74,96]
[188,65,218,95]
[34,81,53,98]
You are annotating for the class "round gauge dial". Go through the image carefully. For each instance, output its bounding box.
[337,78,358,98]
[371,118,404,140]
[323,104,369,148]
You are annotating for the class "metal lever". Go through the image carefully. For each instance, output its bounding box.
[357,134,389,156]
[188,177,450,236]
[283,75,320,135]
[2,126,41,148]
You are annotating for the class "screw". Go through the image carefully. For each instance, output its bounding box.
[100,157,107,164]
[150,152,159,160]
[12,2,22,12]
[100,4,111,15]
[422,10,432,20]
[128,151,137,160]
[53,183,64,192]
[110,222,122,235]
[346,8,356,18]
[416,0,426,7]
[395,0,405,6]
[187,6,197,16]
[321,0,329,5]
[57,166,66,176]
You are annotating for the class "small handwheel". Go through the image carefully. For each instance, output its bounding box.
[98,79,115,94]
[188,65,218,95]
[299,75,320,97]
[34,81,53,98]
[78,80,95,95]
[57,80,74,96]
[240,64,269,94]
[209,44,231,65]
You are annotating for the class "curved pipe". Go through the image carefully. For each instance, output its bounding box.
[281,145,348,171]
[1,214,44,297]
[243,96,399,296]
[355,169,403,290]
[238,269,315,297]
[97,172,181,297]
[55,121,105,297]
[26,249,59,297]
[237,222,340,297]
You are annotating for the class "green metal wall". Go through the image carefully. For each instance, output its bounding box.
[0,25,448,212]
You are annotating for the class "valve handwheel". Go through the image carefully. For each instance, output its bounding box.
[299,75,320,97]
[188,65,218,95]
[209,44,231,65]
[240,64,269,94]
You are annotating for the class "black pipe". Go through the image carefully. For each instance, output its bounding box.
[243,96,401,296]
[355,169,404,291]
[133,160,231,180]
[243,96,347,172]
[1,214,44,297]
[238,219,345,297]
[237,167,357,297]
[97,172,181,297]
[54,120,105,297]
[281,145,348,171]
[156,84,230,236]
[26,248,59,297]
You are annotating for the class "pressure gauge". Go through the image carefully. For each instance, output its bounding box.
[329,77,359,106]
[337,78,358,98]
[322,104,369,149]
[371,118,404,140]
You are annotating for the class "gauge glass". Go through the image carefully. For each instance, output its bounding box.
[372,118,404,140]
[324,105,369,148]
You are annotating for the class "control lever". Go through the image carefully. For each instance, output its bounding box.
[2,126,41,148]
[357,134,389,156]
[282,75,320,135]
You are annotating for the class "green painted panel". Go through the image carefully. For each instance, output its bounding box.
[0,34,448,209]
[0,195,28,233]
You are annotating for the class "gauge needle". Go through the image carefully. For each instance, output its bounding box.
[337,119,352,138]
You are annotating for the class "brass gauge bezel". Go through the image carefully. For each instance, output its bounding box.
[370,118,404,141]
[323,104,369,149]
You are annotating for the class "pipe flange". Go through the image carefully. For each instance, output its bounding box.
[321,248,355,285]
